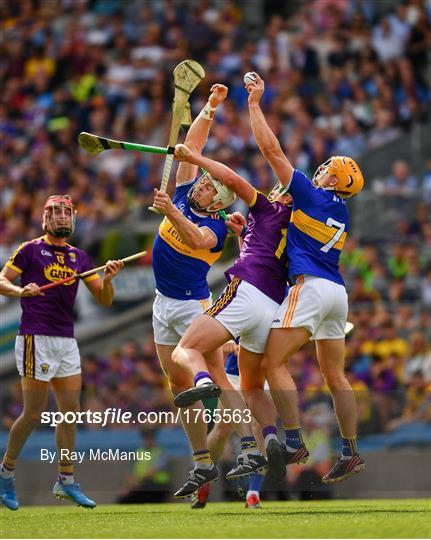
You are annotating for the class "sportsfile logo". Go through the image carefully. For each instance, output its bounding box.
[40,408,252,427]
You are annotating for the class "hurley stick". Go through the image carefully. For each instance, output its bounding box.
[39,251,147,291]
[78,132,174,156]
[148,60,205,213]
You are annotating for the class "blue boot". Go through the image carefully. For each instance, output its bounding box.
[0,475,19,511]
[53,480,96,508]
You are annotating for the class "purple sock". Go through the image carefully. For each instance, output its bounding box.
[194,371,213,386]
[262,425,278,438]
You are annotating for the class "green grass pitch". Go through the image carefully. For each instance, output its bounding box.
[1,499,430,538]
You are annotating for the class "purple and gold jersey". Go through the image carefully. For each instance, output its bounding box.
[225,191,291,305]
[152,179,228,300]
[286,170,349,285]
[6,236,97,337]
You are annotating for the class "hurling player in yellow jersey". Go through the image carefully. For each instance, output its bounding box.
[245,73,366,484]
[151,84,266,498]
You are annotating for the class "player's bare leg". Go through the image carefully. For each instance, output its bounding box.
[156,344,218,497]
[156,344,209,451]
[315,338,356,437]
[172,315,233,407]
[206,349,256,438]
[239,347,277,429]
[238,347,274,508]
[3,378,49,460]
[316,339,365,483]
[1,378,48,510]
[190,410,233,508]
[208,419,233,462]
[207,356,267,477]
[262,327,311,483]
[51,374,95,508]
[263,328,309,426]
[51,375,81,480]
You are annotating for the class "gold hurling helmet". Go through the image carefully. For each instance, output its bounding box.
[312,156,364,198]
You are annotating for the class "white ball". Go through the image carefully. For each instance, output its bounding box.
[243,72,257,86]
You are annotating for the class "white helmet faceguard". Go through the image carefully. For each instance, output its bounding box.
[187,171,236,213]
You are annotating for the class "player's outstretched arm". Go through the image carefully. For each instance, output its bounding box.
[176,84,228,186]
[85,260,123,307]
[246,72,294,187]
[0,266,42,297]
[152,189,217,250]
[175,144,256,206]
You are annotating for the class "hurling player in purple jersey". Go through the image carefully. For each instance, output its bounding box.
[170,137,292,471]
[0,195,123,510]
[246,72,365,485]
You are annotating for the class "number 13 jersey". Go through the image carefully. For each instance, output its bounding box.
[286,170,349,286]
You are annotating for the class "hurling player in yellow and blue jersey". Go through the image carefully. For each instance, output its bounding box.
[245,73,366,485]
[151,84,266,498]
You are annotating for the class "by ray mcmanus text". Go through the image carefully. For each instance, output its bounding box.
[40,448,151,463]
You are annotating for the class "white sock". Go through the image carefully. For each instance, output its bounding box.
[246,490,259,498]
[284,444,298,452]
[195,377,213,387]
[243,448,260,456]
[0,465,14,479]
[59,474,75,485]
[264,433,278,447]
[194,461,212,470]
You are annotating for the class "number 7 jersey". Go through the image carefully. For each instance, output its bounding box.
[286,169,349,286]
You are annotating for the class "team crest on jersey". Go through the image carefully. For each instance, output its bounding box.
[41,363,50,374]
[44,263,76,285]
[69,252,76,262]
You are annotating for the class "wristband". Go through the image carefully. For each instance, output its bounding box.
[199,103,217,121]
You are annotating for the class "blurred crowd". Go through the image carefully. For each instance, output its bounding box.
[1,1,431,447]
[1,0,430,259]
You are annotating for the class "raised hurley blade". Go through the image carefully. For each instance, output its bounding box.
[173,60,206,99]
[78,132,170,155]
[148,60,205,213]
[78,132,116,155]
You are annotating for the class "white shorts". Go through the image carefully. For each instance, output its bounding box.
[206,278,280,354]
[226,373,269,391]
[15,335,81,382]
[272,275,348,340]
[152,290,212,346]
